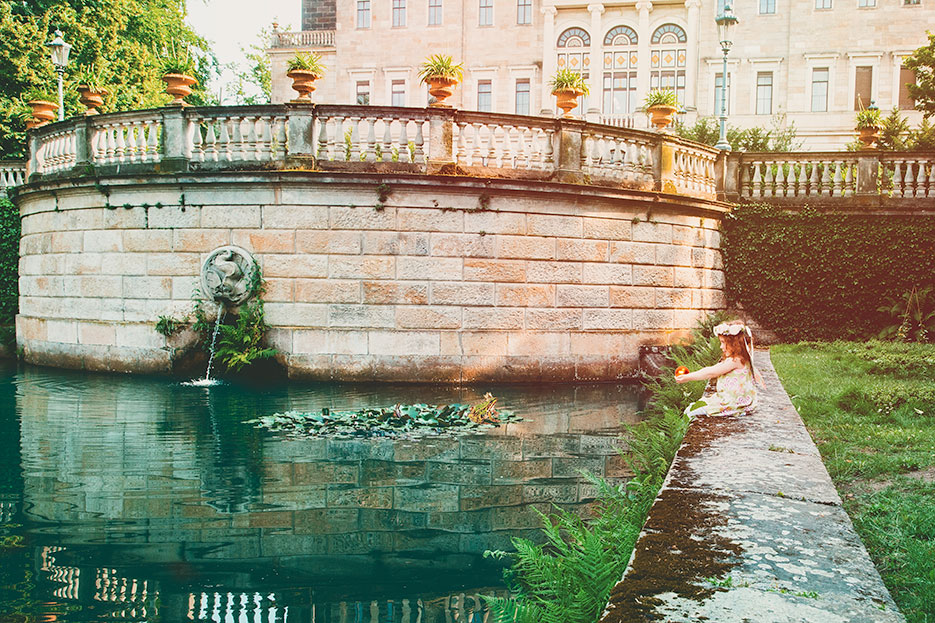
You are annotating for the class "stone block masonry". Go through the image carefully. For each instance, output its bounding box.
[15,173,729,380]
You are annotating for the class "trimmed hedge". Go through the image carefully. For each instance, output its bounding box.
[721,204,935,341]
[0,196,18,327]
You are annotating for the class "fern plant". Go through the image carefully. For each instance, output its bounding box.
[484,313,725,623]
[214,298,278,372]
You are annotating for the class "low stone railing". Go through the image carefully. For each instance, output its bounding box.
[0,160,26,190]
[725,150,935,206]
[24,104,721,202]
[270,29,336,48]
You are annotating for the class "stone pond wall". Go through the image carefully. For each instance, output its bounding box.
[14,172,727,381]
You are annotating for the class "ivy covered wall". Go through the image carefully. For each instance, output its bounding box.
[722,204,935,341]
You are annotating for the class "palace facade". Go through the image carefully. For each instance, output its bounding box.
[268,0,932,149]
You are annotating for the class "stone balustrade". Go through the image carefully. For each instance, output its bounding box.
[24,104,720,202]
[0,160,25,191]
[270,29,336,48]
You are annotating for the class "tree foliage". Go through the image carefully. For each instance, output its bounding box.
[674,114,801,152]
[0,0,218,158]
[904,30,935,119]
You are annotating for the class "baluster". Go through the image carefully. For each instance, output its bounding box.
[258,117,271,161]
[889,160,902,196]
[611,138,624,180]
[455,122,468,165]
[191,120,204,162]
[398,120,410,163]
[794,161,806,197]
[112,127,125,164]
[363,117,377,163]
[817,160,830,197]
[103,125,116,165]
[122,124,136,162]
[380,119,392,163]
[316,116,329,160]
[414,119,425,164]
[150,122,162,161]
[844,161,854,196]
[136,123,148,163]
[204,121,219,162]
[246,117,260,160]
[590,135,602,175]
[762,162,774,197]
[214,117,230,161]
[501,125,515,169]
[543,128,555,167]
[904,159,915,197]
[470,123,484,165]
[486,124,498,167]
[776,160,789,197]
[348,117,361,161]
[926,162,935,198]
[229,117,243,161]
[832,161,844,196]
[516,127,529,170]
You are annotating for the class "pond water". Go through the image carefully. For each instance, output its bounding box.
[0,361,642,622]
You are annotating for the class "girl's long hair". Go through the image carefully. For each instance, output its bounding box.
[720,332,753,371]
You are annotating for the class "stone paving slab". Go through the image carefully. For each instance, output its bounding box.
[600,350,905,622]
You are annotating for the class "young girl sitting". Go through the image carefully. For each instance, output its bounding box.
[675,321,765,418]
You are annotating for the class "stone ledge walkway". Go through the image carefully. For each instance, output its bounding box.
[600,350,905,622]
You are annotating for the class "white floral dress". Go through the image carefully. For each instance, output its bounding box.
[688,362,758,417]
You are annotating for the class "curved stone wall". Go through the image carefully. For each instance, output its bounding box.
[14,171,727,380]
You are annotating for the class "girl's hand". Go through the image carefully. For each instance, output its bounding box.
[675,373,691,384]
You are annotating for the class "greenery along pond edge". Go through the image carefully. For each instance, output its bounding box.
[482,313,725,623]
[0,197,18,347]
[721,204,935,342]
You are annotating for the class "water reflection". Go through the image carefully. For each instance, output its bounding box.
[0,361,642,621]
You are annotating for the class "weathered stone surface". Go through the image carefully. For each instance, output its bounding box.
[600,352,905,623]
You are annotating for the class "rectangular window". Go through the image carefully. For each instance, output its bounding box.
[811,67,829,111]
[391,80,406,106]
[517,0,532,24]
[854,66,872,111]
[603,72,638,114]
[815,0,831,8]
[477,80,492,111]
[479,0,493,25]
[393,0,406,26]
[357,0,371,27]
[904,0,920,5]
[715,72,730,115]
[899,66,917,110]
[858,0,875,6]
[356,81,371,105]
[756,72,773,115]
[759,0,776,13]
[429,0,442,24]
[515,79,530,115]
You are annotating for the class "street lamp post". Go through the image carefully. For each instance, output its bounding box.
[714,3,738,151]
[46,29,72,122]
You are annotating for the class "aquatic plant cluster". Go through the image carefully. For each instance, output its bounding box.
[248,393,519,438]
[482,315,724,623]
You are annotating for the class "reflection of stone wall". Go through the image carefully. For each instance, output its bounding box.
[15,175,726,380]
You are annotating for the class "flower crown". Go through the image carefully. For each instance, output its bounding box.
[714,322,752,337]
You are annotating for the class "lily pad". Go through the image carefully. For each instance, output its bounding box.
[246,393,522,438]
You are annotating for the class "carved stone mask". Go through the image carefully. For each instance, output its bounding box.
[200,246,257,305]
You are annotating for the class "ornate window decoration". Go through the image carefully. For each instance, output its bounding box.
[650,23,687,105]
[603,25,638,115]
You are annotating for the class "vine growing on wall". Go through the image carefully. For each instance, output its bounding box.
[721,203,935,341]
[0,196,19,341]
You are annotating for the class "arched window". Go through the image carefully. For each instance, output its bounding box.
[650,23,688,105]
[556,27,591,114]
[603,25,639,115]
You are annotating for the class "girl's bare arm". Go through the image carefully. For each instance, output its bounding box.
[675,358,741,383]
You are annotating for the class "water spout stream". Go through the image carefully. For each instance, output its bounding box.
[203,301,225,382]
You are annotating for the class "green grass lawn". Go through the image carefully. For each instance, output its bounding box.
[771,342,935,623]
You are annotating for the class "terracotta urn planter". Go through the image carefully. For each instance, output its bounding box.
[162,73,198,106]
[287,69,321,103]
[857,127,880,150]
[27,100,58,125]
[25,117,42,130]
[553,88,584,119]
[77,85,108,115]
[425,76,458,108]
[647,104,678,131]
